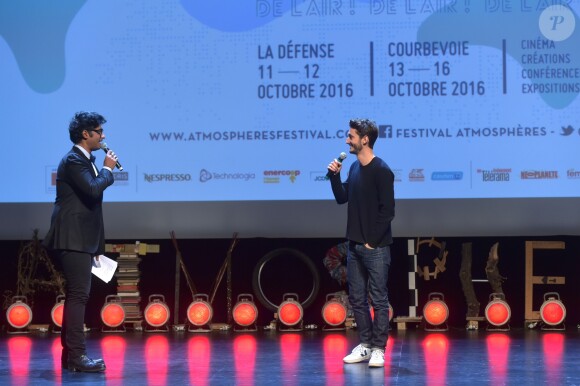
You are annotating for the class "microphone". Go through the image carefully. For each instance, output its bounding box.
[325,152,347,179]
[100,142,124,171]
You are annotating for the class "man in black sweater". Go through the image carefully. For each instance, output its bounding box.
[328,118,395,368]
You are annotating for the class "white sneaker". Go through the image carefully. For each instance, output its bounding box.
[368,349,385,367]
[343,344,371,364]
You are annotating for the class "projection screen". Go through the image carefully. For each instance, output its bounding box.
[1,1,579,239]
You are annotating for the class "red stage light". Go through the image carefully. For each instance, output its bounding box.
[50,295,65,328]
[233,303,257,326]
[233,294,258,328]
[485,293,511,327]
[6,297,33,330]
[101,296,126,328]
[321,296,347,327]
[278,294,303,327]
[423,293,449,327]
[144,294,171,328]
[540,293,566,326]
[370,305,394,322]
[187,295,213,327]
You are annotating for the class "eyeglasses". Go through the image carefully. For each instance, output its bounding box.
[91,128,104,136]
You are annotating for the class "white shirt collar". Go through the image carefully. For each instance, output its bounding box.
[74,144,91,160]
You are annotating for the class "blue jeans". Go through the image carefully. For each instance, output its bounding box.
[347,241,391,350]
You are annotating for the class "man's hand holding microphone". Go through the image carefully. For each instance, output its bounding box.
[101,142,123,171]
[326,152,347,179]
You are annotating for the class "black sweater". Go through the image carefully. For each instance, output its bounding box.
[330,156,395,248]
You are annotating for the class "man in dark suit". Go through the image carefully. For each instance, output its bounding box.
[43,111,119,373]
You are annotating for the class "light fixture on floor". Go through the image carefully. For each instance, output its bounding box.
[485,293,511,331]
[321,294,347,330]
[233,294,258,332]
[187,294,213,332]
[144,294,170,332]
[370,304,395,322]
[50,295,65,332]
[540,292,566,330]
[277,293,303,331]
[6,296,32,333]
[423,292,449,331]
[101,295,126,332]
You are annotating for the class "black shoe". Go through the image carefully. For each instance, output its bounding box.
[67,355,106,372]
[62,357,105,369]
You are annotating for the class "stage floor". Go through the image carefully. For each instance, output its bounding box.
[1,327,579,385]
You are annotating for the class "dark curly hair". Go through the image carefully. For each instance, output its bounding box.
[68,111,106,144]
[349,118,378,149]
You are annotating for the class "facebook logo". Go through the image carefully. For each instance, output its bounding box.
[379,125,392,138]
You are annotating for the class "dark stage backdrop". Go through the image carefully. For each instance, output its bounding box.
[2,235,579,330]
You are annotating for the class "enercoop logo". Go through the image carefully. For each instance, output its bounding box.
[263,170,301,183]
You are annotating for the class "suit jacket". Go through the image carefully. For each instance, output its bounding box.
[43,146,114,255]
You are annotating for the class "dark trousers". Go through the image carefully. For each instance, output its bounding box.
[347,242,391,350]
[57,250,93,360]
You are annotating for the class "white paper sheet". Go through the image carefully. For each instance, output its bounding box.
[91,255,118,283]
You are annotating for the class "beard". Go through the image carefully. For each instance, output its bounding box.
[349,142,362,154]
